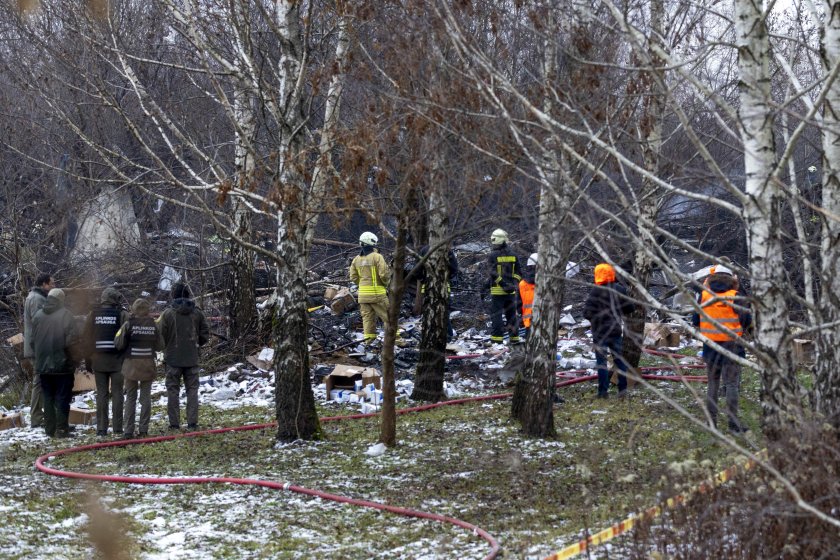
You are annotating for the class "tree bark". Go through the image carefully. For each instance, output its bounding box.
[273,0,320,442]
[412,185,449,403]
[380,220,408,447]
[814,0,840,429]
[623,0,665,372]
[735,0,799,437]
[227,80,257,342]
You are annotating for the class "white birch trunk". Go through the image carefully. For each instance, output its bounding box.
[228,81,257,340]
[814,0,840,427]
[735,0,798,436]
[272,0,319,441]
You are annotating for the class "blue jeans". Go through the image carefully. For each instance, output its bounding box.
[595,335,628,395]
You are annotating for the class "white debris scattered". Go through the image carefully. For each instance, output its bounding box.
[364,442,386,457]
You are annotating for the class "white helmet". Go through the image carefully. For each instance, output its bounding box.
[527,253,539,267]
[490,229,508,245]
[710,264,733,276]
[359,231,378,247]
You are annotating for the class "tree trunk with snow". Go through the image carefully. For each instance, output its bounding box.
[735,0,799,437]
[814,0,840,429]
[412,185,449,403]
[272,0,320,442]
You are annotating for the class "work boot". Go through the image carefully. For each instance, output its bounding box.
[122,432,135,440]
[187,424,198,431]
[728,422,748,434]
[96,430,108,438]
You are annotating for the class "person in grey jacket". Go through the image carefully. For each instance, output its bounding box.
[30,288,82,438]
[23,273,53,428]
[158,283,209,431]
[83,287,130,437]
[115,298,162,439]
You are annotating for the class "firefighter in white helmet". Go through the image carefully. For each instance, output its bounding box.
[484,229,522,344]
[350,232,392,344]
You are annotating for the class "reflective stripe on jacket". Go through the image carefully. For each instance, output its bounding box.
[519,279,535,328]
[487,248,522,295]
[699,289,743,342]
[93,307,121,353]
[350,251,390,302]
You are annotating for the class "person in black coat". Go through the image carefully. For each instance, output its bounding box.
[583,263,635,398]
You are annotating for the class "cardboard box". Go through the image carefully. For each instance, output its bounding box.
[73,371,96,392]
[0,412,24,430]
[329,287,356,315]
[793,338,815,365]
[325,364,381,400]
[68,407,96,426]
[644,323,681,348]
[323,285,340,301]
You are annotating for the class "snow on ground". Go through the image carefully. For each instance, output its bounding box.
[0,321,702,559]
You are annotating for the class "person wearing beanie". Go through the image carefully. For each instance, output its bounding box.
[83,287,130,437]
[23,273,54,428]
[583,263,635,399]
[115,298,163,438]
[30,287,82,438]
[158,282,209,431]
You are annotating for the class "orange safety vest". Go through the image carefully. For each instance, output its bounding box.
[519,279,535,328]
[699,289,743,342]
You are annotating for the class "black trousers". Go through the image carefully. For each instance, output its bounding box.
[490,294,518,342]
[41,373,74,436]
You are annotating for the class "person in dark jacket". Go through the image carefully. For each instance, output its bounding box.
[583,263,635,398]
[692,266,752,433]
[158,283,209,431]
[84,287,130,437]
[484,229,522,344]
[115,298,163,439]
[24,273,53,428]
[30,288,81,438]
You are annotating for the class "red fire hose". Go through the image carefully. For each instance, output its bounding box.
[36,348,705,560]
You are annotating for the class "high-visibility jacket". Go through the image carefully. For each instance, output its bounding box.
[699,289,743,342]
[519,279,535,328]
[486,244,522,295]
[350,250,390,303]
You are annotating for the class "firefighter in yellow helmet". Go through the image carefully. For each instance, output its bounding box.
[484,229,522,344]
[350,232,391,344]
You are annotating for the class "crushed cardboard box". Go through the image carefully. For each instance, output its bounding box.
[69,407,96,426]
[246,347,275,371]
[0,412,24,430]
[644,323,681,348]
[325,364,381,400]
[73,371,96,392]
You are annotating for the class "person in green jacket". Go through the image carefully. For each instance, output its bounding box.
[30,288,82,438]
[23,273,53,428]
[115,298,162,439]
[83,287,130,437]
[158,283,209,431]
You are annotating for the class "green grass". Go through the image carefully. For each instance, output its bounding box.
[0,372,765,559]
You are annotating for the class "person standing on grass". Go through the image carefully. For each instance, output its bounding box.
[23,273,53,428]
[693,265,752,433]
[158,283,209,431]
[115,298,162,439]
[583,263,635,399]
[83,287,130,437]
[30,288,82,438]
